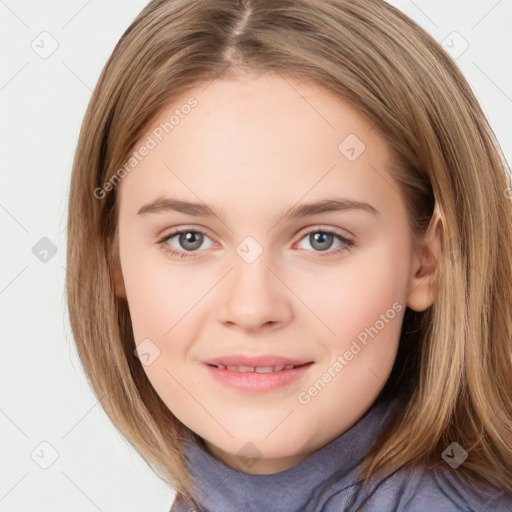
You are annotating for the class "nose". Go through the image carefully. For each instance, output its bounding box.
[216,251,293,332]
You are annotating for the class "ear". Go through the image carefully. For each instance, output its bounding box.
[406,212,443,312]
[108,234,127,300]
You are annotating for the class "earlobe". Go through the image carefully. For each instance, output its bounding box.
[406,213,443,312]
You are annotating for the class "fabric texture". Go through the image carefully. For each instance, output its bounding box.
[169,396,512,512]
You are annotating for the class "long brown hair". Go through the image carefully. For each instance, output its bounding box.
[66,0,512,502]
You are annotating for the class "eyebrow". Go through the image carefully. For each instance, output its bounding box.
[137,196,379,220]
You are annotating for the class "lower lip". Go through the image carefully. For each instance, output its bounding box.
[203,363,314,392]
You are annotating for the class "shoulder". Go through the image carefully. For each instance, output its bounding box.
[322,465,512,512]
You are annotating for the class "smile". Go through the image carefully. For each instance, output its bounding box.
[208,364,303,373]
[203,362,314,392]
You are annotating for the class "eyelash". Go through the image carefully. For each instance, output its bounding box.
[156,227,355,260]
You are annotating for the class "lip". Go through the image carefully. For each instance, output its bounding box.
[203,354,313,367]
[202,354,314,392]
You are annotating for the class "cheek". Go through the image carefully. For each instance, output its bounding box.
[119,240,196,343]
[125,270,202,345]
[121,252,201,411]
[302,248,409,342]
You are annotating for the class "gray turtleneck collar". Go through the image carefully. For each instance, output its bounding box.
[170,395,511,511]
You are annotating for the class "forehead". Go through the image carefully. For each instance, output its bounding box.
[116,73,398,221]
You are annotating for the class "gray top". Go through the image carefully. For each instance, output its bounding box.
[170,396,512,511]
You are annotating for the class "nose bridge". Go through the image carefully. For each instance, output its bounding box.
[233,241,273,290]
[216,239,292,330]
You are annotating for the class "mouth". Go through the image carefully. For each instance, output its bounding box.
[202,356,314,392]
[206,362,310,373]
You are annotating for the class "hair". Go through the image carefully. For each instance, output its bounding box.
[65,0,512,503]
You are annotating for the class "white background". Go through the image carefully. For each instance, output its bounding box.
[1,1,511,511]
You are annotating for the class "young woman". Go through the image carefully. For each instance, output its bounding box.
[66,1,512,510]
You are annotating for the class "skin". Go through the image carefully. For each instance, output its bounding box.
[112,72,442,475]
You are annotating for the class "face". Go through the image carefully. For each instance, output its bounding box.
[114,72,437,474]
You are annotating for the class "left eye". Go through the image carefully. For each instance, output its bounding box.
[296,229,354,253]
[157,228,354,258]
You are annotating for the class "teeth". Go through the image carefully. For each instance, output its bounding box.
[230,365,254,373]
[255,365,283,373]
[217,364,298,373]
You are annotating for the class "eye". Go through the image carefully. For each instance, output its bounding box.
[157,228,215,258]
[295,228,354,256]
[157,226,355,260]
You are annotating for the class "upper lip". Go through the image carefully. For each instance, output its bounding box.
[203,354,314,368]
